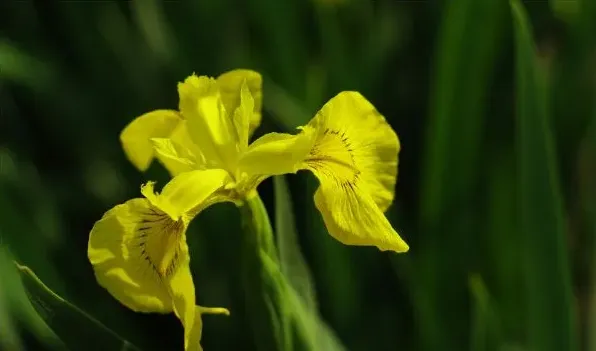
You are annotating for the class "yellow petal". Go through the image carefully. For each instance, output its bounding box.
[313,183,408,252]
[191,306,230,351]
[120,110,182,171]
[186,90,239,171]
[238,132,315,178]
[297,92,406,252]
[88,197,228,350]
[302,91,399,210]
[231,81,254,151]
[178,74,236,169]
[87,198,185,313]
[177,74,218,117]
[151,120,208,176]
[170,269,230,351]
[165,245,198,350]
[151,138,197,176]
[217,69,263,137]
[140,169,231,220]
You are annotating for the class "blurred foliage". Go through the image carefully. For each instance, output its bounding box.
[1,0,595,351]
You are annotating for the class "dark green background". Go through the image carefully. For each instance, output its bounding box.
[1,0,595,350]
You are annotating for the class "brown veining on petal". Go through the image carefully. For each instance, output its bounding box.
[304,127,360,185]
[131,206,185,281]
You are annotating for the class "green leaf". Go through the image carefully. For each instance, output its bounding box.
[240,190,346,351]
[468,274,501,351]
[273,176,317,310]
[0,247,63,351]
[485,150,525,342]
[0,40,54,91]
[582,103,596,351]
[273,176,346,351]
[416,0,506,349]
[550,0,579,22]
[15,262,141,351]
[262,76,311,130]
[510,1,578,351]
[240,195,291,351]
[257,245,345,351]
[420,0,505,225]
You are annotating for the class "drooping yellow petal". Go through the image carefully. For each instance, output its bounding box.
[87,197,183,313]
[167,252,229,351]
[313,181,408,252]
[216,69,263,137]
[120,110,182,171]
[188,306,230,351]
[140,169,231,221]
[300,91,406,252]
[303,91,399,210]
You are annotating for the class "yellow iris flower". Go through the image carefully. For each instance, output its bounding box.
[88,69,408,350]
[122,69,408,252]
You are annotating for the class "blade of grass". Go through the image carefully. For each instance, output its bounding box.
[247,0,305,98]
[485,149,525,343]
[273,175,346,351]
[583,101,596,351]
[511,1,577,351]
[262,76,311,130]
[0,247,64,351]
[274,176,317,309]
[416,0,505,349]
[469,274,501,351]
[16,262,141,351]
[550,0,579,22]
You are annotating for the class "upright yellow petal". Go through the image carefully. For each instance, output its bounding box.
[232,82,254,151]
[151,138,197,176]
[185,90,239,171]
[177,74,218,117]
[151,120,208,177]
[120,110,182,171]
[217,69,263,137]
[299,91,407,252]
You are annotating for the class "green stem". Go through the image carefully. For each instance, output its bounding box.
[240,194,293,351]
